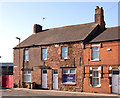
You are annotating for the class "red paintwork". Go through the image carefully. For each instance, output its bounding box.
[2,75,13,88]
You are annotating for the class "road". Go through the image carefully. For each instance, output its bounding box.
[0,88,119,98]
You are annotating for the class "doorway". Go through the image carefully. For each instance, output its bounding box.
[112,69,119,94]
[53,69,58,89]
[42,70,47,89]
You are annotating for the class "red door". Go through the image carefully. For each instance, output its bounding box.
[2,75,13,88]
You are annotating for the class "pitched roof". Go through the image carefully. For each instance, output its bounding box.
[14,22,97,48]
[91,26,120,42]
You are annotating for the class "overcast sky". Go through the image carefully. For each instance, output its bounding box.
[0,1,119,62]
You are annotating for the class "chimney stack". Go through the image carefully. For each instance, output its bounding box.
[33,24,42,33]
[95,6,105,29]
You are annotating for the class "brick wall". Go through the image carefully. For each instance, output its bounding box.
[84,41,120,65]
[13,40,120,93]
[13,42,84,91]
[83,41,120,93]
[13,49,24,87]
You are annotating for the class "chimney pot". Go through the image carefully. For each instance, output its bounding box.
[95,6,105,30]
[33,24,42,34]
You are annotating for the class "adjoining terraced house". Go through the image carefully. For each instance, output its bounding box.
[13,6,120,94]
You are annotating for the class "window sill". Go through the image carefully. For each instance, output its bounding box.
[24,60,29,62]
[41,59,47,61]
[90,84,101,88]
[62,83,76,86]
[91,59,100,62]
[23,81,31,83]
[61,58,70,61]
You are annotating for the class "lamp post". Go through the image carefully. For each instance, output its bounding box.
[16,37,21,88]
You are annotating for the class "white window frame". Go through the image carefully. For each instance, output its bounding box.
[62,68,75,84]
[42,48,47,60]
[92,69,100,87]
[61,46,68,59]
[63,68,75,74]
[23,71,31,82]
[91,44,100,61]
[24,50,29,61]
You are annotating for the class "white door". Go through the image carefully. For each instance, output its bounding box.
[53,70,58,89]
[112,70,119,94]
[42,70,47,88]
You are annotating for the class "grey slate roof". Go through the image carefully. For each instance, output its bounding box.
[14,23,120,49]
[91,26,120,42]
[15,22,97,48]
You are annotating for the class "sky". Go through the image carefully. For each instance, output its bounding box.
[0,1,119,62]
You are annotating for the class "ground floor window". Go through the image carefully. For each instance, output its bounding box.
[62,68,75,84]
[23,71,31,82]
[92,69,100,86]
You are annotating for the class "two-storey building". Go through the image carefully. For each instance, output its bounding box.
[83,26,120,94]
[13,6,120,94]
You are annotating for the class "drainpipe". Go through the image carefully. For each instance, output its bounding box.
[16,37,21,88]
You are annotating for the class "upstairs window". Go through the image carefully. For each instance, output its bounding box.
[24,50,29,61]
[92,45,99,60]
[42,48,47,60]
[61,46,68,59]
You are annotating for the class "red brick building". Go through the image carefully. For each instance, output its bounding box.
[83,32,120,94]
[13,6,120,94]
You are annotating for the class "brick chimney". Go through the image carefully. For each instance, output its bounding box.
[95,6,105,29]
[33,24,42,33]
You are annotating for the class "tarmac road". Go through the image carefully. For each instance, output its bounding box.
[0,88,119,98]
